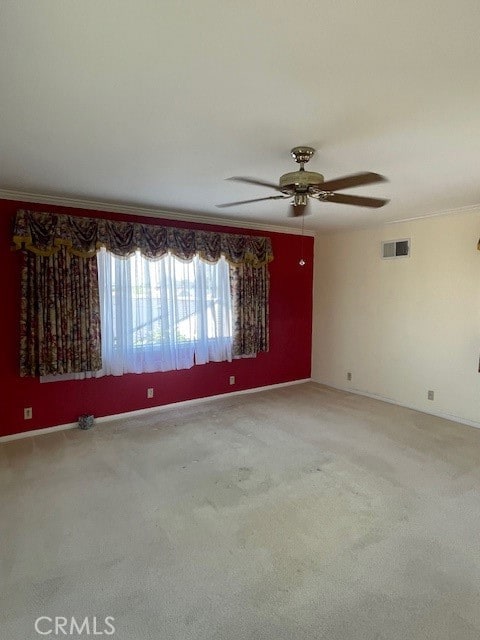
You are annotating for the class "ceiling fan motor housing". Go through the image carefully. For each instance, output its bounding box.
[279,170,325,194]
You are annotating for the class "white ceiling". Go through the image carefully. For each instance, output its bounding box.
[1,1,480,231]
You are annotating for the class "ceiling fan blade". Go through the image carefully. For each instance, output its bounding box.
[216,195,289,208]
[324,193,389,208]
[227,176,283,192]
[319,172,387,192]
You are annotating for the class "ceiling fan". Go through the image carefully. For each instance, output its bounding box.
[217,146,389,216]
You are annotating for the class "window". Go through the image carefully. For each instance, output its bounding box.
[97,248,233,375]
[16,210,272,381]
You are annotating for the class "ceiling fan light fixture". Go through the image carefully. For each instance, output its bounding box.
[294,193,308,207]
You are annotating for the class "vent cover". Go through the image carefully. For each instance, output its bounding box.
[382,238,410,259]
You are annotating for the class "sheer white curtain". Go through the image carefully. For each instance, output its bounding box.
[97,248,232,375]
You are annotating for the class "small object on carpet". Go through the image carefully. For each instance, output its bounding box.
[78,414,95,430]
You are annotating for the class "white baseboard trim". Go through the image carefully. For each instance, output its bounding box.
[316,381,480,430]
[0,378,312,443]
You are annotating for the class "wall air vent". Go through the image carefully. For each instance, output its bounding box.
[382,238,410,259]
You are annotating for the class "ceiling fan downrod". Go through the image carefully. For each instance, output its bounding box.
[280,146,324,194]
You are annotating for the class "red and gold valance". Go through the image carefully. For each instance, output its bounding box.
[13,210,273,267]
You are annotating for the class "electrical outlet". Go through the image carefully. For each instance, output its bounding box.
[229,375,235,385]
[147,388,154,399]
[24,407,32,420]
[347,371,352,381]
[427,390,434,401]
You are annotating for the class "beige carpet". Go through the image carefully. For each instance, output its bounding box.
[2,382,480,639]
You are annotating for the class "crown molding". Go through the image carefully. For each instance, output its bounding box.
[384,203,480,225]
[0,189,316,237]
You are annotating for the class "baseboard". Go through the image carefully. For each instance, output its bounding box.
[315,381,480,430]
[0,378,312,443]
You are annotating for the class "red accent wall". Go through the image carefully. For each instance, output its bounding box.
[1,199,313,437]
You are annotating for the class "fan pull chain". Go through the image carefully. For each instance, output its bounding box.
[299,214,306,266]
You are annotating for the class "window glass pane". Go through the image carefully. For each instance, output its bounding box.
[97,249,233,375]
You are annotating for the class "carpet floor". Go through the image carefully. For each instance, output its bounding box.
[2,382,480,639]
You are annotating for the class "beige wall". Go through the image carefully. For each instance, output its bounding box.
[312,209,480,426]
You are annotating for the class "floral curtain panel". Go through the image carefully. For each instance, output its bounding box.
[13,210,273,267]
[14,209,273,377]
[230,264,269,357]
[20,246,101,377]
